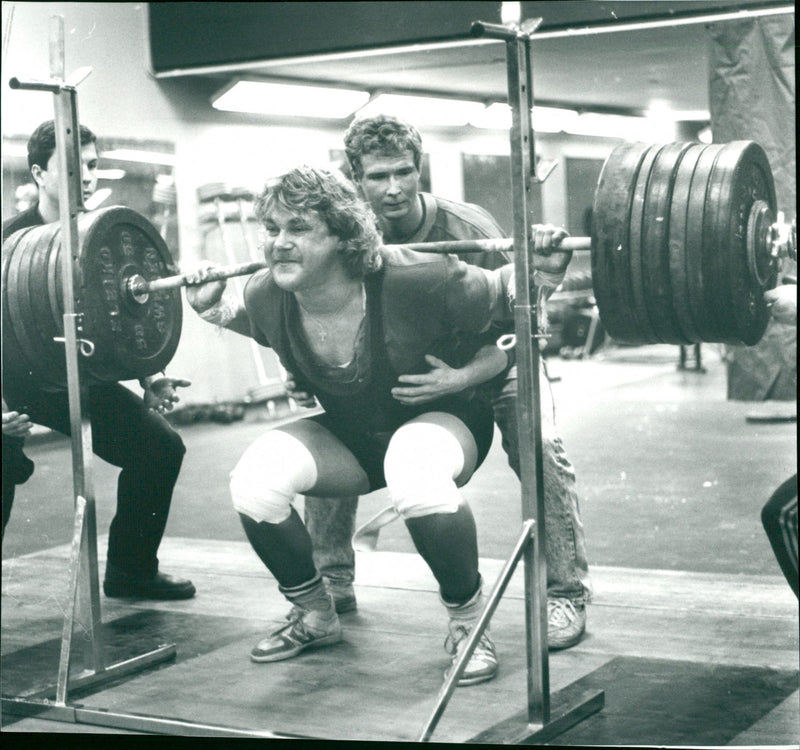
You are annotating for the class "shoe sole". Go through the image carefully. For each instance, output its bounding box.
[548,631,585,650]
[444,667,498,687]
[250,632,342,663]
[103,585,196,600]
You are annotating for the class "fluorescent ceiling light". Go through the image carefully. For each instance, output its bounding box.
[213,80,369,118]
[2,141,28,157]
[356,93,486,127]
[470,103,579,132]
[102,149,176,166]
[501,1,522,25]
[565,112,677,141]
[646,100,710,121]
[96,168,126,180]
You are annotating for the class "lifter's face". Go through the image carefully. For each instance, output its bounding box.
[262,205,344,292]
[357,150,421,225]
[32,142,99,207]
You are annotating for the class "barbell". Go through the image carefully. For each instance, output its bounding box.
[2,140,793,386]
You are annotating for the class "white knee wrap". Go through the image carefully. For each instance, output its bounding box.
[230,431,318,524]
[384,422,465,519]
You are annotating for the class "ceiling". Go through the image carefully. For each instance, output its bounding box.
[202,25,715,116]
[150,2,795,120]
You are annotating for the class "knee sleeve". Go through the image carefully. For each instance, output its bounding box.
[230,431,318,524]
[384,422,465,519]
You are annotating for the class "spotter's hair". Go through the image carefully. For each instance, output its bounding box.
[343,114,423,181]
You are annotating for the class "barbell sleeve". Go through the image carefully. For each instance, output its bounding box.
[131,260,267,295]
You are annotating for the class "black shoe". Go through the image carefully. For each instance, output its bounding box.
[103,570,196,600]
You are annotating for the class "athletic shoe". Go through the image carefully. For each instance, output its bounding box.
[251,604,341,662]
[326,581,357,614]
[444,620,498,686]
[547,598,586,650]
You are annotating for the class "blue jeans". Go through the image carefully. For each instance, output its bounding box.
[305,364,592,605]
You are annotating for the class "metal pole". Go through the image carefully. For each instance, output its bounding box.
[503,20,551,726]
[48,14,106,697]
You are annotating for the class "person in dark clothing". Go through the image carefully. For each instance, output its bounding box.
[760,283,798,597]
[2,120,194,600]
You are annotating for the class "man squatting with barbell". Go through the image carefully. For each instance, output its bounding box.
[2,120,195,600]
[185,164,573,685]
[287,115,591,651]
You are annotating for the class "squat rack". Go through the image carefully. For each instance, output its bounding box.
[2,12,604,742]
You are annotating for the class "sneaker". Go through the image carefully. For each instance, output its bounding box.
[326,581,357,614]
[444,621,498,687]
[251,605,342,663]
[547,598,586,650]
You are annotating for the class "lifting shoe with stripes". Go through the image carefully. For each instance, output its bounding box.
[444,620,498,687]
[250,603,341,662]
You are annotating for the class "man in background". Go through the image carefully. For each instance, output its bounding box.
[2,120,195,600]
[299,114,592,649]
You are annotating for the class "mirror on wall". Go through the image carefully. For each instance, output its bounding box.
[2,135,179,258]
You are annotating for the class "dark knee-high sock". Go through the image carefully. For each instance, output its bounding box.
[404,504,480,604]
[239,507,317,588]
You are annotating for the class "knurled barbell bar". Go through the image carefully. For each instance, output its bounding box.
[3,140,794,387]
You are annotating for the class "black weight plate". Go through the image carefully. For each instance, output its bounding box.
[591,141,653,344]
[703,145,742,343]
[4,228,61,385]
[17,226,68,385]
[79,206,183,382]
[2,227,49,386]
[685,143,726,342]
[707,141,777,345]
[28,228,67,383]
[628,143,664,343]
[667,144,707,343]
[641,141,695,344]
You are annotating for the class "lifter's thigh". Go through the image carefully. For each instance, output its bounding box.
[278,420,371,497]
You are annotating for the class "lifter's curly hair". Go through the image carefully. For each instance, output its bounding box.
[254,165,383,279]
[343,114,423,181]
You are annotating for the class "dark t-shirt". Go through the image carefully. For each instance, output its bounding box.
[2,203,45,241]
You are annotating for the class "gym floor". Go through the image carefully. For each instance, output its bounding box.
[1,343,797,745]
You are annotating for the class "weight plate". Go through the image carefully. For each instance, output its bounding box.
[2,206,183,386]
[80,206,183,382]
[1,231,37,387]
[628,143,664,343]
[685,143,726,342]
[591,141,653,344]
[641,141,695,344]
[667,143,707,343]
[706,141,777,345]
[4,228,59,384]
[29,228,67,383]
